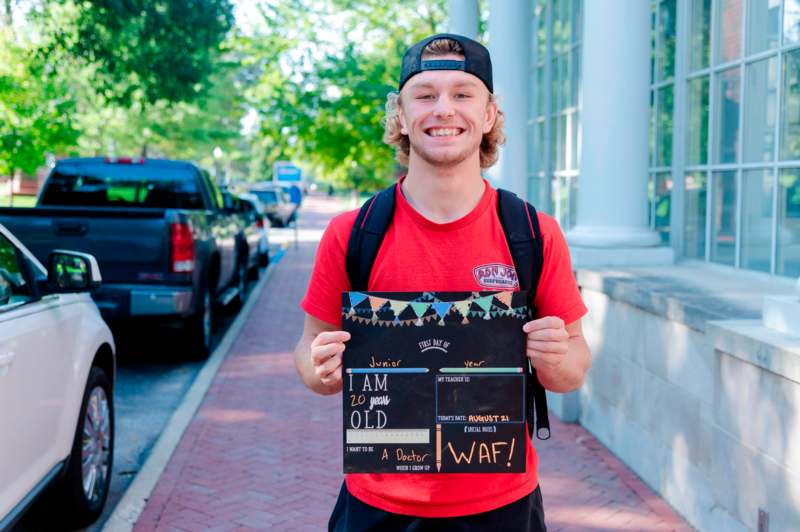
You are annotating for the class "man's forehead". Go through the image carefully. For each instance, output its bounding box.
[403,71,484,91]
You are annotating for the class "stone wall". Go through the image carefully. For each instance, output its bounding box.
[572,272,800,532]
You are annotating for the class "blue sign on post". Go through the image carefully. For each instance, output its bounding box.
[273,162,302,182]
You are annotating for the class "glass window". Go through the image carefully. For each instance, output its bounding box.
[746,0,780,54]
[741,169,774,273]
[549,116,558,170]
[715,0,743,65]
[685,172,708,259]
[777,169,800,276]
[743,57,778,163]
[569,112,580,170]
[570,46,581,107]
[687,76,710,164]
[560,55,569,108]
[536,0,548,60]
[573,0,582,44]
[536,120,546,169]
[710,171,737,266]
[649,91,656,166]
[0,234,32,308]
[40,166,204,209]
[557,114,567,170]
[649,172,672,244]
[781,49,800,161]
[550,57,560,113]
[537,66,546,117]
[568,175,578,229]
[690,0,711,71]
[656,0,677,81]
[713,67,741,164]
[785,0,800,46]
[656,85,674,166]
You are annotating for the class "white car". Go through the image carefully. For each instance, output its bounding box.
[0,224,116,530]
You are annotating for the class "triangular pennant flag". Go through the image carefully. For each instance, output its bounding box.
[461,316,469,324]
[432,302,452,319]
[369,296,388,312]
[410,302,429,318]
[348,292,367,308]
[454,300,471,317]
[390,300,407,317]
[474,296,493,312]
[438,318,446,326]
[495,291,513,308]
[393,316,400,326]
[415,318,423,326]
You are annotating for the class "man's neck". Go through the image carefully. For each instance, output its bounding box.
[402,154,485,224]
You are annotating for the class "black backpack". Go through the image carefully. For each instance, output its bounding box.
[345,183,551,440]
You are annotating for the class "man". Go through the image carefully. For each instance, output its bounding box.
[295,33,591,531]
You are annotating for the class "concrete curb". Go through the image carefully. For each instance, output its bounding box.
[102,251,283,532]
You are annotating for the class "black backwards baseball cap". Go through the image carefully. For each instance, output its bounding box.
[398,33,493,93]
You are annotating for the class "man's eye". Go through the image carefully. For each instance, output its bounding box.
[456,93,471,99]
[416,94,434,100]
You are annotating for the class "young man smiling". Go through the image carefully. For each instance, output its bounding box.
[295,34,591,531]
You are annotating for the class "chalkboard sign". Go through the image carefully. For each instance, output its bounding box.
[342,291,529,474]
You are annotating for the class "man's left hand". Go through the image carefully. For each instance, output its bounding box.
[522,316,569,372]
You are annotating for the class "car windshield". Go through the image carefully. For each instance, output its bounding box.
[40,164,204,209]
[251,190,278,204]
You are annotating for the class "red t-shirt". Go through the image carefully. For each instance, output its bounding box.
[300,179,587,517]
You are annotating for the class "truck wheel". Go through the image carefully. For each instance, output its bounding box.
[187,283,213,358]
[41,367,114,529]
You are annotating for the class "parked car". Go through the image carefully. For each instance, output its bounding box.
[0,157,247,357]
[237,192,271,269]
[0,224,116,530]
[248,183,297,227]
[220,190,269,308]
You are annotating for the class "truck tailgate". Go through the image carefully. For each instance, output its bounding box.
[0,207,171,284]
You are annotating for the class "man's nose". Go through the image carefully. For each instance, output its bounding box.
[433,95,455,118]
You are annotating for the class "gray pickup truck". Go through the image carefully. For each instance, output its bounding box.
[0,157,248,357]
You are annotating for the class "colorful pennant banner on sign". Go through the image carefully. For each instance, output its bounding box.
[342,291,527,327]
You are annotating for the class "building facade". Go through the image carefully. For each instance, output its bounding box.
[451,0,800,278]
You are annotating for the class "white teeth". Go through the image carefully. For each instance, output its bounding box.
[429,128,460,137]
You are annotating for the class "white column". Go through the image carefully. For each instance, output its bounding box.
[567,0,672,265]
[486,0,529,197]
[448,0,480,40]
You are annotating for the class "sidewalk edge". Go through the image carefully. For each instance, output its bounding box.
[102,258,279,532]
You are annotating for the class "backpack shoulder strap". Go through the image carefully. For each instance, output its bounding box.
[345,183,397,291]
[496,188,550,440]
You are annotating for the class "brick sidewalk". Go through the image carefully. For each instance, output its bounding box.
[132,194,691,532]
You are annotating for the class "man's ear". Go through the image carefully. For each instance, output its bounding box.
[483,98,497,134]
[398,101,408,135]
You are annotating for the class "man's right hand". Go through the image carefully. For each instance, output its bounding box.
[310,330,351,388]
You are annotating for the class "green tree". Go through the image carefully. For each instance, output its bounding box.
[42,0,235,106]
[246,0,447,192]
[0,28,79,178]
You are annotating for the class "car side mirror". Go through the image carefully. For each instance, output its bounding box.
[48,250,102,292]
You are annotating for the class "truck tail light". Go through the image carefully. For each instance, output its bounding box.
[170,222,195,273]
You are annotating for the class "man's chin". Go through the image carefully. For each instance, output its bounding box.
[411,147,478,168]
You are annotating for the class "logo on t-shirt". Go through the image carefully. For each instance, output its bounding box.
[473,263,519,289]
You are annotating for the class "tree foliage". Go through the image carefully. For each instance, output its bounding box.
[45,0,235,106]
[245,0,447,191]
[0,27,79,176]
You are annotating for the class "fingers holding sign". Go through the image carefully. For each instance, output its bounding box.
[311,330,350,387]
[522,316,569,372]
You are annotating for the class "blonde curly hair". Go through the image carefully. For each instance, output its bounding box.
[382,38,505,169]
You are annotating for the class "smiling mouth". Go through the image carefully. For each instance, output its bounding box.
[425,127,465,137]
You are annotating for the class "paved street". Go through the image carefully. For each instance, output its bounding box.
[124,194,692,532]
